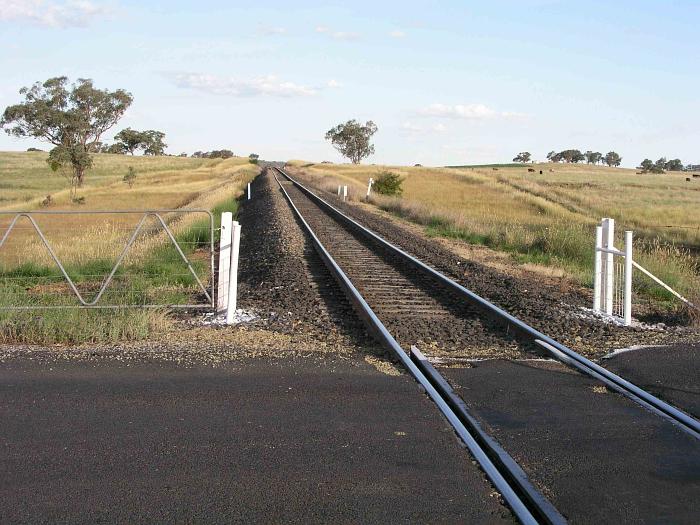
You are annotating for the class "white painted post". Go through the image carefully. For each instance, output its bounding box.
[247,182,251,200]
[624,230,633,326]
[343,185,348,201]
[225,221,242,325]
[217,212,233,312]
[602,218,615,315]
[337,185,341,196]
[593,224,603,312]
[366,177,374,198]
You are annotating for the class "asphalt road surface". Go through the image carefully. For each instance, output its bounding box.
[603,342,700,418]
[0,353,512,524]
[441,358,700,524]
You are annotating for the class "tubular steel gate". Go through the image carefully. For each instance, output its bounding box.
[0,210,215,310]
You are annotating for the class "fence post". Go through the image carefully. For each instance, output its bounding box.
[366,177,374,198]
[226,221,242,325]
[602,217,615,315]
[593,224,603,312]
[624,230,633,326]
[217,212,233,312]
[337,185,341,196]
[247,182,251,200]
[343,185,348,201]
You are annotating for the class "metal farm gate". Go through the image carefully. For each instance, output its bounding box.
[0,210,215,310]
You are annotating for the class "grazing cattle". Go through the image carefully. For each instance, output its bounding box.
[539,170,543,174]
[492,167,499,171]
[528,168,535,172]
[693,174,700,178]
[687,178,692,182]
[549,169,554,172]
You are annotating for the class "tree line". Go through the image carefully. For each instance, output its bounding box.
[513,150,622,166]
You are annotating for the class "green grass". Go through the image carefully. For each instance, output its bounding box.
[0,152,257,345]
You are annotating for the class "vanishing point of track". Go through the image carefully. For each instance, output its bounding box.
[271,166,700,524]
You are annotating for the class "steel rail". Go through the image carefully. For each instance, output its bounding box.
[273,167,700,440]
[272,170,558,525]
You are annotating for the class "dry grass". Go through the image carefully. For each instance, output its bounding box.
[288,161,700,301]
[0,152,260,344]
[0,152,258,268]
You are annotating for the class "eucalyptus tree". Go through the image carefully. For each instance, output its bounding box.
[1,77,132,194]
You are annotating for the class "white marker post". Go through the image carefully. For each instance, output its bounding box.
[226,221,242,325]
[247,182,251,200]
[217,212,233,312]
[624,230,633,326]
[602,217,615,315]
[337,185,342,196]
[593,225,603,312]
[343,185,348,201]
[366,177,374,198]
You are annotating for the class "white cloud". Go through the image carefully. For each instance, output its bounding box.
[173,73,317,97]
[402,121,422,132]
[419,103,526,119]
[326,79,343,88]
[432,123,447,132]
[389,30,406,38]
[259,26,286,35]
[0,0,112,28]
[315,25,359,40]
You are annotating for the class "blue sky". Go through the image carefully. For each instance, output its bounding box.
[1,0,698,166]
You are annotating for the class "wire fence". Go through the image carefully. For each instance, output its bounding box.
[0,210,215,309]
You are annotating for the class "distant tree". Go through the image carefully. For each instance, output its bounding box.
[192,151,204,158]
[142,130,167,155]
[1,76,132,191]
[585,151,603,165]
[325,119,378,164]
[106,143,126,154]
[207,149,233,159]
[665,158,683,171]
[249,153,259,164]
[26,147,43,152]
[373,171,404,196]
[122,166,137,188]
[559,149,585,163]
[604,151,622,167]
[513,151,532,163]
[653,157,667,173]
[639,159,654,172]
[178,152,188,157]
[546,151,558,162]
[114,128,145,155]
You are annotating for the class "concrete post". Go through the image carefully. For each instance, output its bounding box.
[602,218,615,315]
[593,225,603,312]
[624,230,633,326]
[225,221,242,325]
[217,212,233,312]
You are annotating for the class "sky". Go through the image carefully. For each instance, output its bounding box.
[0,0,698,166]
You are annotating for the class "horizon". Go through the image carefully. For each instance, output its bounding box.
[1,1,698,167]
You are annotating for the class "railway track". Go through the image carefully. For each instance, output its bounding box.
[271,166,700,524]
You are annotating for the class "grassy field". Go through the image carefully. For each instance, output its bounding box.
[0,151,260,344]
[287,160,700,305]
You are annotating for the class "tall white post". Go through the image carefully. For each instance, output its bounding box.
[593,225,603,312]
[247,182,251,200]
[337,185,341,196]
[225,221,242,325]
[217,212,233,312]
[624,230,633,326]
[366,177,374,198]
[602,217,615,315]
[343,185,348,201]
